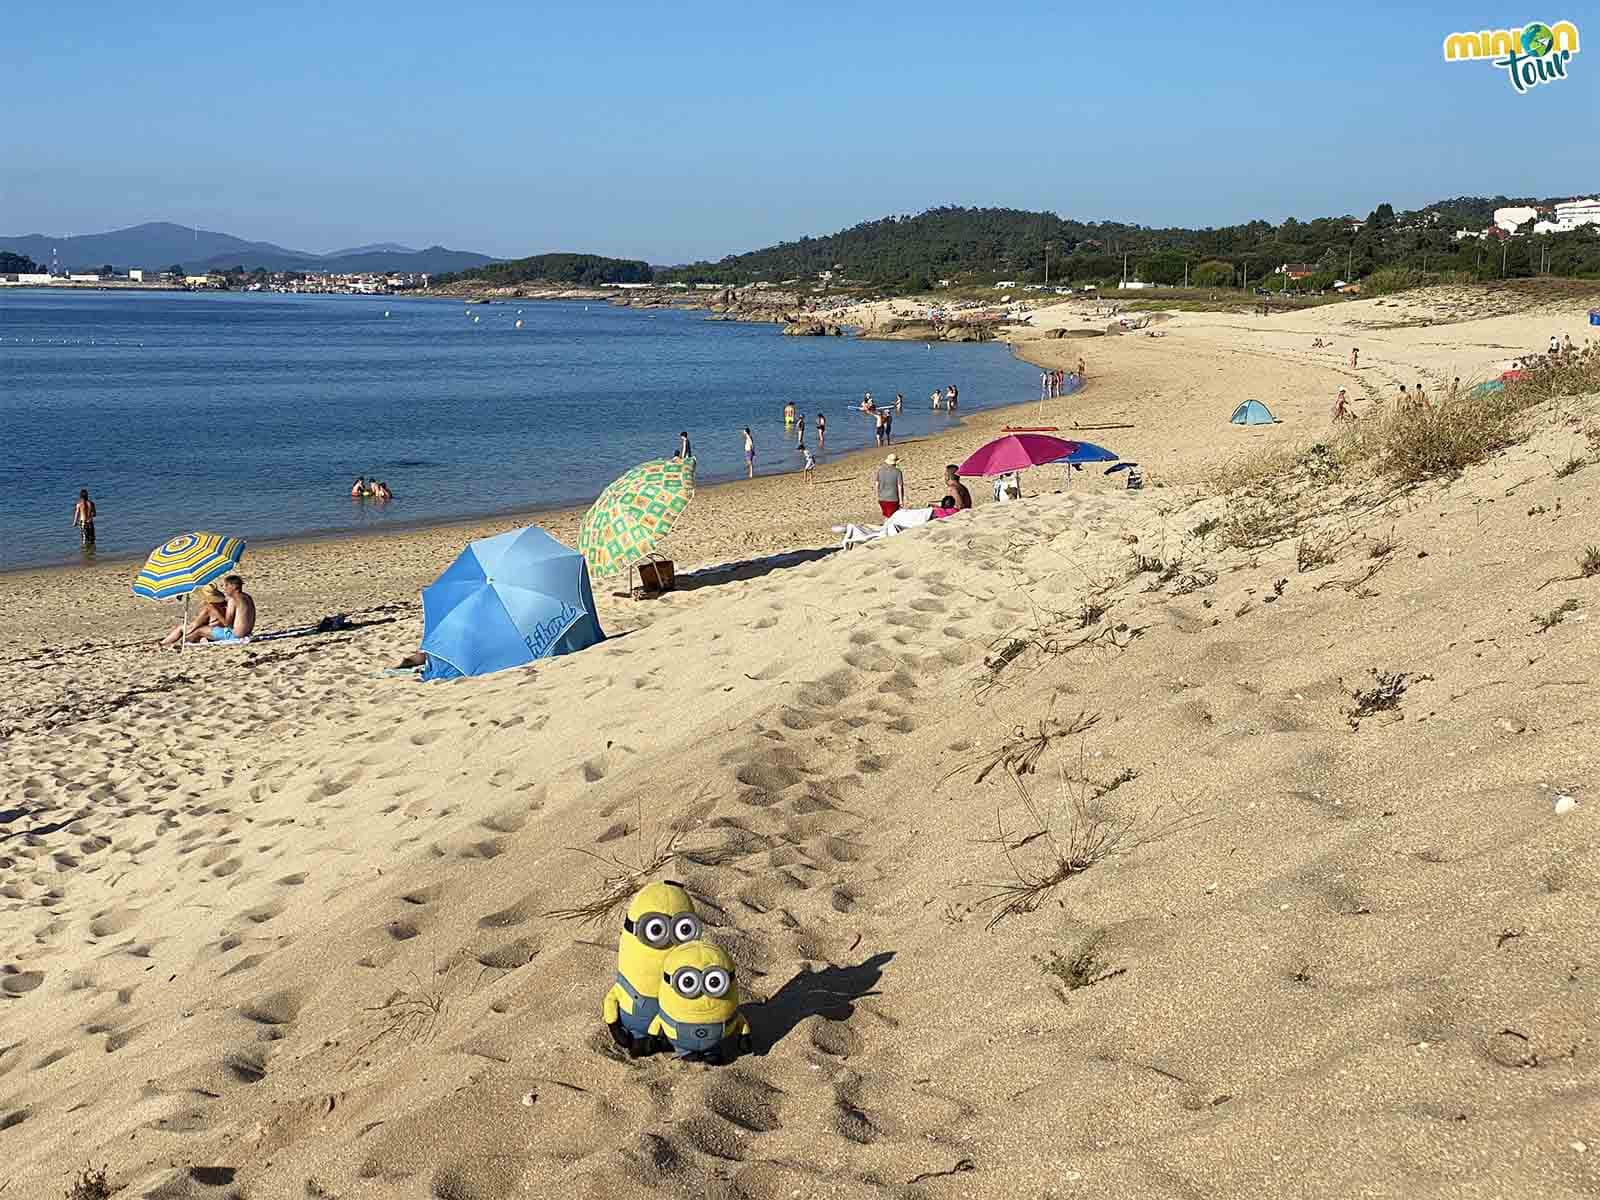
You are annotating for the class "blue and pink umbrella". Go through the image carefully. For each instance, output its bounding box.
[958,434,1118,477]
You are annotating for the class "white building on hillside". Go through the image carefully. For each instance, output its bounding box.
[1493,205,1538,234]
[1554,198,1600,229]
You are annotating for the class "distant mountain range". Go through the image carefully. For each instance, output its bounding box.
[0,222,497,275]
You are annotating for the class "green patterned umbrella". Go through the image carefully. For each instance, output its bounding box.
[578,457,696,578]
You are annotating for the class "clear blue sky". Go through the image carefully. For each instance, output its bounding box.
[3,1,1594,262]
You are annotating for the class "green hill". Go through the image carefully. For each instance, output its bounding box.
[436,252,652,288]
[654,198,1600,289]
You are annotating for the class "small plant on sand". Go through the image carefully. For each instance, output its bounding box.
[941,705,1101,786]
[1076,599,1109,629]
[1369,529,1401,559]
[358,969,447,1054]
[1171,567,1218,596]
[544,797,686,926]
[1217,499,1299,551]
[66,1166,111,1200]
[1343,668,1423,729]
[1190,516,1221,539]
[1554,455,1587,479]
[1535,547,1600,591]
[1533,598,1580,633]
[975,767,1209,930]
[1035,931,1125,996]
[1296,532,1339,573]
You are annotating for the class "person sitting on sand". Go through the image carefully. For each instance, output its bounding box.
[161,575,255,647]
[945,464,972,510]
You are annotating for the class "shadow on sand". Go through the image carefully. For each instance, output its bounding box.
[745,951,894,1054]
[673,547,838,594]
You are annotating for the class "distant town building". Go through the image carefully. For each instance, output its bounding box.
[1278,263,1316,280]
[1493,205,1538,234]
[68,273,100,282]
[128,269,145,282]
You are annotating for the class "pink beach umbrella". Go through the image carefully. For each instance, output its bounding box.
[958,433,1079,477]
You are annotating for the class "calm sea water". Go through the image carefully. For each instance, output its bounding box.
[0,290,1039,570]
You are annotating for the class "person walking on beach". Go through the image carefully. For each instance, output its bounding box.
[1350,346,1359,369]
[816,412,826,449]
[1416,381,1428,410]
[803,446,816,482]
[743,427,755,479]
[677,431,692,460]
[1332,387,1352,422]
[1398,384,1409,408]
[73,488,96,547]
[876,454,905,518]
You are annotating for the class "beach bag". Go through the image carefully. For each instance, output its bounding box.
[633,554,675,597]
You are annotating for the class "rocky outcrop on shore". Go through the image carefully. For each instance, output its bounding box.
[857,318,997,343]
[781,319,844,336]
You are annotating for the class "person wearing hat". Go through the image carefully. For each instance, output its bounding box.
[876,454,905,519]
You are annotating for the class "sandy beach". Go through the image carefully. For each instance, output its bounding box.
[3,285,1598,1198]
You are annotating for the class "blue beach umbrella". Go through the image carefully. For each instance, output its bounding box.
[420,526,604,679]
[1054,440,1119,464]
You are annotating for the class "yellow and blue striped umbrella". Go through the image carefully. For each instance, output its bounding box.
[132,531,247,600]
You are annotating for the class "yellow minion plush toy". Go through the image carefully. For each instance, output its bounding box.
[603,881,701,1056]
[647,940,751,1063]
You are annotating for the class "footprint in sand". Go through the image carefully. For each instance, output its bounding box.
[0,970,43,997]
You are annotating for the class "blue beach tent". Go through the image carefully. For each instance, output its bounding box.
[1230,400,1276,425]
[420,526,604,680]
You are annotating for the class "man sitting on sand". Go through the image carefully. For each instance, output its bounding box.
[945,464,972,510]
[161,574,255,647]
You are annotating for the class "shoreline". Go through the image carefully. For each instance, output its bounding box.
[0,323,1043,578]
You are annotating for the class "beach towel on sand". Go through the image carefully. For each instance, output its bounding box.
[835,506,947,548]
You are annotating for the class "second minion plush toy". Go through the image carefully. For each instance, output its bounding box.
[647,940,752,1063]
[603,881,702,1056]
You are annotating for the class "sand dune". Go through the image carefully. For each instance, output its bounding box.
[2,288,1598,1197]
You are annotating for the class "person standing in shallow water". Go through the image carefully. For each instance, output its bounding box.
[73,489,96,547]
[743,427,755,479]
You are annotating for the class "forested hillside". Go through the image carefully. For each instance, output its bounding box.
[436,253,652,287]
[652,198,1600,289]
